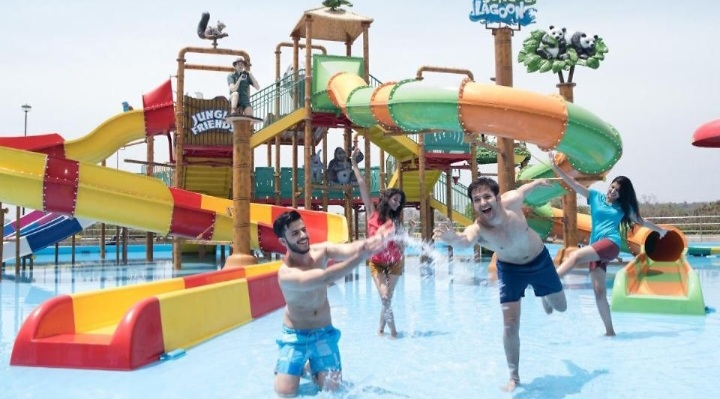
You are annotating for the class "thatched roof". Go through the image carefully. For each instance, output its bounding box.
[290,7,374,43]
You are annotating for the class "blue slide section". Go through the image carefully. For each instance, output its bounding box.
[3,211,92,262]
[3,210,46,237]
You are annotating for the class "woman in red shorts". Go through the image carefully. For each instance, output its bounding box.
[549,152,667,335]
[352,147,408,338]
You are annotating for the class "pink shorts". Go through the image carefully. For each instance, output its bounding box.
[588,238,620,272]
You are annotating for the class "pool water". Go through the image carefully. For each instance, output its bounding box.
[1,244,719,399]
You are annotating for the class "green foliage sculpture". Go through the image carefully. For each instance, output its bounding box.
[518,26,609,83]
[322,0,353,10]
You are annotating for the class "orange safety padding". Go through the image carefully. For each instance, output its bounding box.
[627,224,686,261]
[327,72,367,111]
[459,83,568,149]
[371,82,399,129]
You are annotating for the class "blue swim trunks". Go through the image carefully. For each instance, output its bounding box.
[496,247,563,304]
[275,325,342,376]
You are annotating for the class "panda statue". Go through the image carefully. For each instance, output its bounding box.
[536,25,568,60]
[570,32,598,59]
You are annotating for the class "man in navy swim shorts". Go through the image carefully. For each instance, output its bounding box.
[434,177,567,392]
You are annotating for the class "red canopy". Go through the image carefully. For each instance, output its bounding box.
[692,119,720,148]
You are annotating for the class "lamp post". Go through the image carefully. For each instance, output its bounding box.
[21,104,31,136]
[19,104,31,221]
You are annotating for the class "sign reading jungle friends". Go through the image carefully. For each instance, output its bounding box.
[184,96,233,136]
[468,0,537,26]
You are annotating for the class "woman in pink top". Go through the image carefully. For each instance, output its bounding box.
[352,147,407,338]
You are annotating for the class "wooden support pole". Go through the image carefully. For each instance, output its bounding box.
[418,134,428,240]
[303,15,314,209]
[492,27,516,194]
[224,117,257,268]
[146,136,154,262]
[15,207,20,276]
[555,82,579,264]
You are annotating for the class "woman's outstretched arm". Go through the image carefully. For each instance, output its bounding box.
[548,151,590,198]
[351,146,375,215]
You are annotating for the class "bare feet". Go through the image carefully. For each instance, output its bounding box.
[541,297,553,314]
[389,329,398,339]
[605,330,616,337]
[378,330,385,337]
[501,377,520,392]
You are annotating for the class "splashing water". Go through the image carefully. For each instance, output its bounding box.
[390,230,450,280]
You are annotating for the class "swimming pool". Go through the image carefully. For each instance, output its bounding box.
[1,244,718,399]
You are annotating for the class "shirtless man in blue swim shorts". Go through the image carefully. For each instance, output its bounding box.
[433,177,567,392]
[272,210,392,398]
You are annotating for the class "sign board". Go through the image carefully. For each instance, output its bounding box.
[469,0,537,27]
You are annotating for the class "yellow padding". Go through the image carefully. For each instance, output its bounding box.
[75,163,174,233]
[158,279,252,351]
[325,213,350,243]
[243,261,282,277]
[73,279,185,333]
[200,194,233,216]
[249,203,273,225]
[0,147,47,212]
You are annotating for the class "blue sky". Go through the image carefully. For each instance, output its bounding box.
[1,0,719,205]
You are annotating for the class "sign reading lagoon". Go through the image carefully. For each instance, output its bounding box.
[469,0,537,27]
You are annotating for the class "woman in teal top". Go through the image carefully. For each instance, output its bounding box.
[549,152,667,336]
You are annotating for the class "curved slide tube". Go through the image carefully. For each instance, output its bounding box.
[325,70,703,315]
[0,80,175,164]
[0,78,348,255]
[0,81,176,261]
[0,145,348,254]
[0,107,155,262]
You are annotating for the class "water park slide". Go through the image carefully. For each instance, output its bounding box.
[0,110,170,262]
[3,210,45,238]
[533,207,704,314]
[612,226,706,315]
[11,261,285,370]
[519,168,705,315]
[0,144,348,251]
[688,245,720,257]
[534,204,704,314]
[0,78,174,165]
[0,82,177,261]
[2,145,347,369]
[323,65,704,314]
[3,78,352,369]
[3,211,95,263]
[0,108,150,165]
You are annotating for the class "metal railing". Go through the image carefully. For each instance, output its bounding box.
[645,215,720,242]
[434,173,473,220]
